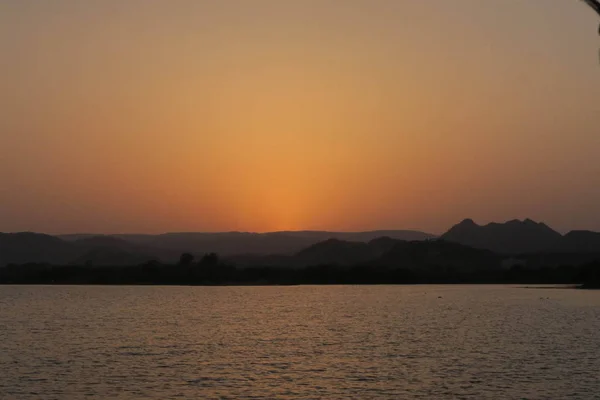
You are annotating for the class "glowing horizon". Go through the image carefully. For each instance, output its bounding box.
[1,0,599,235]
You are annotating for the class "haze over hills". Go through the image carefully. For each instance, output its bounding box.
[0,233,74,266]
[0,233,163,268]
[59,230,435,256]
[2,220,600,267]
[1,230,433,267]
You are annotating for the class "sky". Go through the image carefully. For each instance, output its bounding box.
[1,0,599,235]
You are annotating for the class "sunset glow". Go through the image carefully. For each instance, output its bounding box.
[1,0,599,234]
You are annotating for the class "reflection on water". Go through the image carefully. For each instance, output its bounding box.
[0,285,599,399]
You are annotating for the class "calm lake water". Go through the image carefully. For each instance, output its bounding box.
[0,285,599,399]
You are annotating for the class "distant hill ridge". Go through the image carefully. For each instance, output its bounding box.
[2,222,600,267]
[441,218,599,254]
[0,230,434,267]
[58,230,435,256]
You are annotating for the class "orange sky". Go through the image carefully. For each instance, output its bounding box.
[1,0,599,234]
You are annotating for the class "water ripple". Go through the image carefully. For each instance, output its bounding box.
[0,285,599,399]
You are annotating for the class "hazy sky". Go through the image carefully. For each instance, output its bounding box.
[1,0,599,234]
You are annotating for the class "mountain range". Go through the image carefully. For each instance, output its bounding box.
[0,230,433,267]
[441,219,600,255]
[1,220,600,267]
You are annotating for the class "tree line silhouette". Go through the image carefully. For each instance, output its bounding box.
[1,252,599,287]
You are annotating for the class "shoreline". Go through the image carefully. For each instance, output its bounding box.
[0,282,587,288]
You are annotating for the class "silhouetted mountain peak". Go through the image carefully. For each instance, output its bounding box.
[442,218,563,254]
[503,218,544,228]
[444,219,479,237]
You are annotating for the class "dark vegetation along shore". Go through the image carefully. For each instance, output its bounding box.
[2,259,599,287]
[1,219,600,287]
[2,240,600,287]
